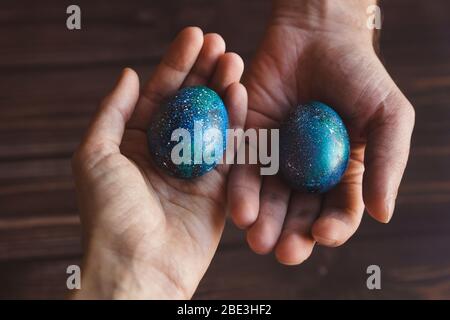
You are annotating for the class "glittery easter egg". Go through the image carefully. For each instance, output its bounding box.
[279,101,350,193]
[147,86,228,179]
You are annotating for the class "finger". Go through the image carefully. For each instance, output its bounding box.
[82,68,140,153]
[217,83,248,175]
[246,175,291,254]
[210,52,244,97]
[183,33,226,87]
[127,26,204,130]
[226,83,248,131]
[228,161,261,228]
[275,192,321,265]
[363,90,415,223]
[312,148,365,247]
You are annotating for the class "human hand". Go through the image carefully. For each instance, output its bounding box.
[71,27,246,299]
[228,0,415,265]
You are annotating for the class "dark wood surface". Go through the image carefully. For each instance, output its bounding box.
[1,0,450,299]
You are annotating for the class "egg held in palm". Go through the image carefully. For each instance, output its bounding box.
[279,101,350,193]
[147,86,228,179]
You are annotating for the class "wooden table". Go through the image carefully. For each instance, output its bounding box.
[1,0,449,299]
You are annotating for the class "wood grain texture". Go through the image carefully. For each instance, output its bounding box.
[0,0,450,299]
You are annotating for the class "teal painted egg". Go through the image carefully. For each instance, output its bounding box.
[279,101,350,193]
[147,86,228,179]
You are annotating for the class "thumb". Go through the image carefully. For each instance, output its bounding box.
[363,86,415,223]
[82,68,140,154]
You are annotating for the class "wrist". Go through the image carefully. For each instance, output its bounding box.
[70,242,190,300]
[272,0,377,41]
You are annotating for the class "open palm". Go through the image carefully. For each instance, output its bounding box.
[72,27,246,298]
[228,21,415,265]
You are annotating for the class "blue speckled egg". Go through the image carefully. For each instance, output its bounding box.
[147,86,228,179]
[279,101,350,193]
